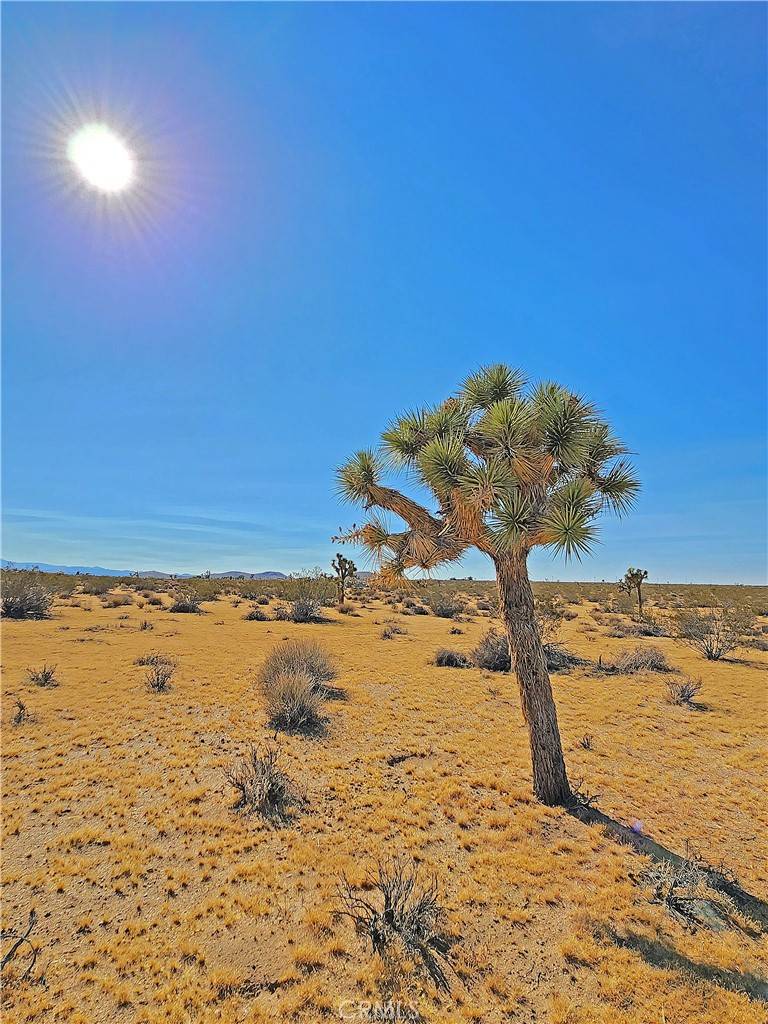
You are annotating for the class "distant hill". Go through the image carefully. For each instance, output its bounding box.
[2,560,132,577]
[1,560,287,580]
[210,570,288,579]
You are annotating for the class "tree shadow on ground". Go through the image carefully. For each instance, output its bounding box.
[599,927,768,1003]
[567,804,768,931]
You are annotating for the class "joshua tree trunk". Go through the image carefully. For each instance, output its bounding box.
[495,551,571,806]
[636,585,643,620]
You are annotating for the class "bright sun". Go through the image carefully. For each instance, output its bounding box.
[67,124,135,194]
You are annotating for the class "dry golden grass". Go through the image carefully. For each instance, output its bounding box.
[2,585,767,1023]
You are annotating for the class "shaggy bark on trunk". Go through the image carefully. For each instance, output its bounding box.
[496,550,571,806]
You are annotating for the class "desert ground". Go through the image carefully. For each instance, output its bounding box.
[2,577,767,1023]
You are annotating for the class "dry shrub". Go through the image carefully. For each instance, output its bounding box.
[666,677,703,706]
[27,664,58,688]
[243,605,268,621]
[12,700,30,726]
[258,639,337,694]
[613,645,672,674]
[134,651,175,667]
[472,628,510,671]
[609,617,667,638]
[535,595,566,646]
[675,605,753,660]
[81,579,111,595]
[381,624,407,639]
[642,856,740,931]
[1,571,53,620]
[146,595,163,606]
[225,746,301,820]
[256,595,270,605]
[263,669,322,732]
[146,663,174,692]
[288,596,324,623]
[103,593,132,608]
[426,594,464,619]
[336,856,453,991]
[168,590,203,614]
[472,628,581,673]
[434,648,471,668]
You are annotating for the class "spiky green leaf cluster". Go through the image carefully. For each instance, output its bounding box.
[337,364,639,578]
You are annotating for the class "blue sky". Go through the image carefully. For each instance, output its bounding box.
[2,3,766,583]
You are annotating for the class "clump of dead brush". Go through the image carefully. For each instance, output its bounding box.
[666,677,704,707]
[225,745,301,821]
[168,590,203,613]
[26,664,58,688]
[259,639,338,695]
[145,662,174,693]
[263,670,323,733]
[597,645,673,675]
[568,777,601,809]
[12,700,30,726]
[381,624,406,639]
[134,651,176,667]
[243,605,269,621]
[641,853,742,931]
[335,856,454,992]
[138,619,153,631]
[434,648,471,668]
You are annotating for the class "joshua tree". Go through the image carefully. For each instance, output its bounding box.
[619,566,648,619]
[336,365,638,805]
[331,552,357,605]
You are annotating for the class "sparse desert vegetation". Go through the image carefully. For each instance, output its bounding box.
[1,571,766,1023]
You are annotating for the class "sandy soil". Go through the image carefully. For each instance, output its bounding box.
[2,589,767,1023]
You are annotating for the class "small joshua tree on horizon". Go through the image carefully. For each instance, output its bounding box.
[619,566,648,619]
[331,552,357,606]
[335,365,639,806]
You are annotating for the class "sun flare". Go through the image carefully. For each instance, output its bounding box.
[67,123,135,194]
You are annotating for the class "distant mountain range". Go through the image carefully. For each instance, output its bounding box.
[1,560,288,580]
